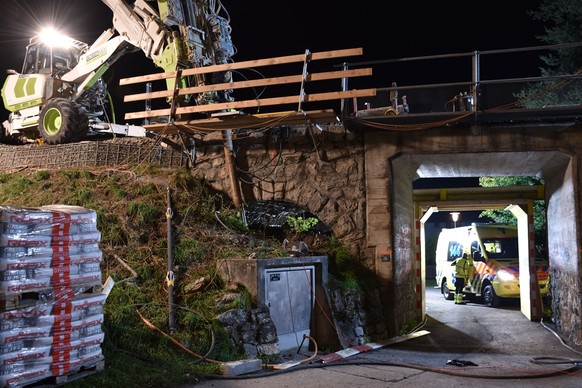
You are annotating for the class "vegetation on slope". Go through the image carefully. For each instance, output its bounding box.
[1,163,368,387]
[1,165,293,386]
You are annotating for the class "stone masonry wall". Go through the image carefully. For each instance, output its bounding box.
[192,124,369,260]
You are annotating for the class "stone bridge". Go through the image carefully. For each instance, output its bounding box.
[116,43,582,347]
[2,108,580,348]
[4,45,581,348]
[190,104,582,348]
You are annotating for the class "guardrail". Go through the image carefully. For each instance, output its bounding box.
[342,42,582,117]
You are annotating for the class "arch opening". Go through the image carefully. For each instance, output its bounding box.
[390,151,573,326]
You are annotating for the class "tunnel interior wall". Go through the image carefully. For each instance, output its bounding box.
[543,155,582,345]
[389,156,420,331]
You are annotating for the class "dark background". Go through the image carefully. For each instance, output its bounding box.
[0,0,545,120]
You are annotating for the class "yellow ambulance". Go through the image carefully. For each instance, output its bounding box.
[435,224,549,307]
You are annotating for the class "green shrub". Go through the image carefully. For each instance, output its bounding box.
[34,170,51,181]
[216,208,248,232]
[286,215,318,234]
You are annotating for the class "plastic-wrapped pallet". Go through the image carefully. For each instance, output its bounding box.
[0,205,102,303]
[0,205,104,387]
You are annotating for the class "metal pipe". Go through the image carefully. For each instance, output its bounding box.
[144,82,152,125]
[336,42,582,68]
[166,187,175,332]
[297,49,311,112]
[375,73,582,94]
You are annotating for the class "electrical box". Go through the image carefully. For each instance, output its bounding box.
[264,266,315,353]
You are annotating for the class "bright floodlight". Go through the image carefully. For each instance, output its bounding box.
[39,27,73,48]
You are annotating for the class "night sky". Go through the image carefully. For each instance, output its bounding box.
[0,0,545,122]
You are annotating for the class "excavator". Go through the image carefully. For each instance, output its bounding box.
[0,0,235,144]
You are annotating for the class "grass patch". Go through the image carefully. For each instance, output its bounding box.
[0,166,282,387]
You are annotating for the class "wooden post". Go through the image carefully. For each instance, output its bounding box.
[223,130,242,208]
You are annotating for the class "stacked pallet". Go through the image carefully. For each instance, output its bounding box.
[0,205,105,387]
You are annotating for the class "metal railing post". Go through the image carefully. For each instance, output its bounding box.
[341,62,348,114]
[472,50,480,112]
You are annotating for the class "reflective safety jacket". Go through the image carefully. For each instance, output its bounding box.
[452,255,473,279]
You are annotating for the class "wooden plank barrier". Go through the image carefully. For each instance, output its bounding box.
[119,48,375,133]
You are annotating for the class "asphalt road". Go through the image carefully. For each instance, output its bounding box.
[189,286,582,387]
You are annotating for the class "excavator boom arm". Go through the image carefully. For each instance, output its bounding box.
[63,0,235,95]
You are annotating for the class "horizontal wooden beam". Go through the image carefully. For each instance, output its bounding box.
[125,88,375,120]
[143,109,340,133]
[119,48,363,85]
[123,68,373,103]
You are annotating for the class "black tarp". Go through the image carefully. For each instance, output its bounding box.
[244,200,331,237]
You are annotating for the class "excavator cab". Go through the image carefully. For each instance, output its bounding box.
[22,35,84,77]
[1,33,98,144]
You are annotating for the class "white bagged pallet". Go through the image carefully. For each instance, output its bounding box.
[0,243,100,260]
[0,345,52,367]
[0,222,97,237]
[0,326,52,348]
[0,333,104,370]
[0,204,105,387]
[0,293,106,332]
[0,272,102,298]
[0,232,101,249]
[0,205,97,227]
[1,315,104,348]
[0,251,103,271]
[0,364,50,388]
[43,348,104,378]
[32,324,104,349]
[1,262,101,281]
[0,350,103,388]
[0,245,82,259]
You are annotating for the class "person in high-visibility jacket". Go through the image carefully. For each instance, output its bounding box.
[451,253,473,304]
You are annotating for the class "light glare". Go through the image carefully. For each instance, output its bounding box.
[39,27,73,48]
[496,269,516,282]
